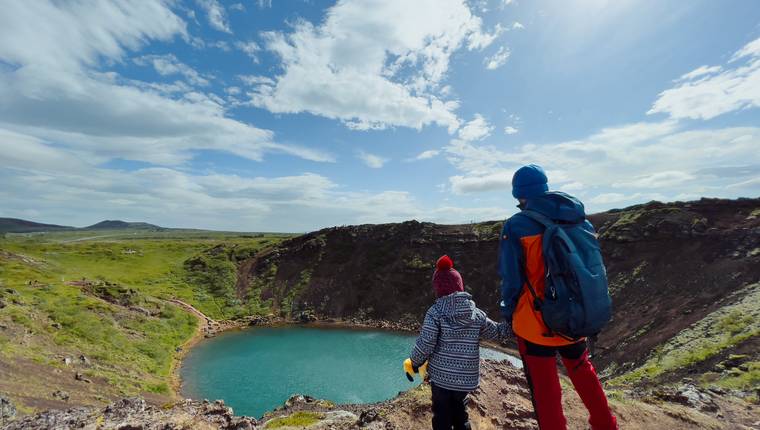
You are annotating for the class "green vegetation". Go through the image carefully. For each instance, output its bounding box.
[611,283,760,387]
[265,411,323,428]
[0,229,292,402]
[711,360,760,392]
[472,221,503,240]
[404,255,429,270]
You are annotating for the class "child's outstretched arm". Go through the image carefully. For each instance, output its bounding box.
[410,308,439,368]
[479,313,510,341]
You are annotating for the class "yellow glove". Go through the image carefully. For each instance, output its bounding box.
[403,358,428,382]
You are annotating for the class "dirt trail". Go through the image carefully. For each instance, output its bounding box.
[167,298,217,396]
[168,298,215,329]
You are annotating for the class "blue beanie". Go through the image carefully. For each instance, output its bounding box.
[512,164,549,199]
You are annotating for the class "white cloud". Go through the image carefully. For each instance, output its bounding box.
[1,129,512,230]
[134,54,210,86]
[485,46,511,70]
[503,126,518,135]
[0,1,187,72]
[196,0,231,33]
[209,40,232,51]
[230,3,245,12]
[612,170,695,189]
[677,65,722,81]
[357,151,389,168]
[648,36,760,120]
[443,120,760,210]
[731,37,760,61]
[249,0,501,132]
[458,114,493,141]
[450,171,511,194]
[512,22,525,30]
[414,149,441,160]
[0,129,418,231]
[0,1,333,166]
[238,75,275,86]
[235,40,260,61]
[588,192,659,205]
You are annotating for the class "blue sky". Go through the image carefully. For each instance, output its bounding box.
[0,0,759,232]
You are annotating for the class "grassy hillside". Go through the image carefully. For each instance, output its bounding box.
[0,218,73,234]
[0,229,292,412]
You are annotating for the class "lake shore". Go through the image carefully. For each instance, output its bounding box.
[168,304,521,400]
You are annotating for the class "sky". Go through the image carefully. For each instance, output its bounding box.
[0,0,759,232]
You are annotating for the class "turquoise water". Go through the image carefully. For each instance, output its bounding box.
[180,326,518,418]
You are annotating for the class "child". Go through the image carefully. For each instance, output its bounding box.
[406,255,507,430]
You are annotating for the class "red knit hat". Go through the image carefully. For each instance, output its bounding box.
[432,255,464,298]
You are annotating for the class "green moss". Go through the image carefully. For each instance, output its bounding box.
[611,210,645,227]
[265,411,323,428]
[472,221,503,239]
[716,311,754,335]
[611,283,760,386]
[404,255,430,270]
[145,382,170,394]
[713,361,760,390]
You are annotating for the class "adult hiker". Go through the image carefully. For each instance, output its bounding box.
[499,164,618,430]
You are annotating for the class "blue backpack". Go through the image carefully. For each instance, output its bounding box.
[519,210,612,340]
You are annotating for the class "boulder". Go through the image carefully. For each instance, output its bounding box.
[653,384,718,412]
[0,395,16,422]
[52,390,70,402]
[74,372,92,383]
[358,409,380,426]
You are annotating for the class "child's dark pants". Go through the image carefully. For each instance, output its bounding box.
[431,383,471,430]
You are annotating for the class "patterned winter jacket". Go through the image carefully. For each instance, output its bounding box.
[409,292,504,392]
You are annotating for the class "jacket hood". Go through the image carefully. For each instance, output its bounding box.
[434,292,479,327]
[524,191,586,223]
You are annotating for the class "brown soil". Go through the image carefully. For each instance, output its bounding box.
[0,351,169,415]
[262,359,757,429]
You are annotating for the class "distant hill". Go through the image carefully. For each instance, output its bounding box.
[83,220,163,231]
[0,218,73,233]
[0,218,163,233]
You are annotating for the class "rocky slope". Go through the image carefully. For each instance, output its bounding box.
[236,198,760,389]
[8,359,757,429]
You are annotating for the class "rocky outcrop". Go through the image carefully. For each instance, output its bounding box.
[4,398,256,430]
[0,395,16,424]
[6,358,757,429]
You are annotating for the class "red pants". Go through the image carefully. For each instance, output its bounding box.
[517,337,618,430]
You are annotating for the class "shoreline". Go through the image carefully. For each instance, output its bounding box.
[167,305,521,400]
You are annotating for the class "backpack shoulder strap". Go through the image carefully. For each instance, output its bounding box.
[514,210,555,310]
[518,209,555,228]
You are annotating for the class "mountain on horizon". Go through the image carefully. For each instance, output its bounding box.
[0,217,163,234]
[0,218,74,234]
[83,220,162,231]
